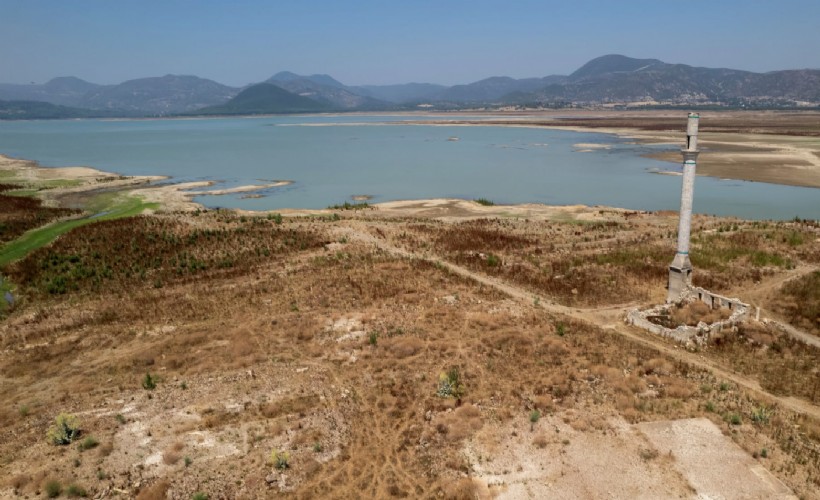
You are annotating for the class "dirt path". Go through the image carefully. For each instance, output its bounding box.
[335,223,820,421]
[731,264,817,302]
[727,263,820,348]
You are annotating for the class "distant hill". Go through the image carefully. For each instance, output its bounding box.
[193,83,329,115]
[569,55,664,80]
[512,54,820,105]
[79,75,239,115]
[351,83,447,104]
[43,76,101,95]
[266,72,388,110]
[0,77,102,107]
[2,55,818,118]
[0,99,126,120]
[0,75,239,116]
[436,75,567,103]
[269,71,347,89]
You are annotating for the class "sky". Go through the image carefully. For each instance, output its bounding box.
[2,0,819,87]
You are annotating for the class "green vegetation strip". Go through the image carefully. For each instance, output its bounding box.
[0,194,158,268]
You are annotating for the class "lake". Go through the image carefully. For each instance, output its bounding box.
[0,115,817,220]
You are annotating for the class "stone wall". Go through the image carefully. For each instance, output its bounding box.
[626,285,749,346]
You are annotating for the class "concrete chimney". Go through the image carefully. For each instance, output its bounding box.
[668,113,700,302]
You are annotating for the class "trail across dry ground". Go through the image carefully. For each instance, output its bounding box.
[334,222,820,421]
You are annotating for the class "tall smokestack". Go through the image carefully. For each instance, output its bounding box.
[667,113,700,302]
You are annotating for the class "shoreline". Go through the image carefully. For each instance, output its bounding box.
[0,154,296,213]
[391,119,820,189]
[1,110,818,218]
[0,153,649,222]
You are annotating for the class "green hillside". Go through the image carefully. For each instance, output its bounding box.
[194,83,328,115]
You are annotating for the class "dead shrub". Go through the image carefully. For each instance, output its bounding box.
[533,433,549,449]
[229,330,256,358]
[8,474,29,490]
[162,441,185,465]
[431,404,483,442]
[135,479,171,500]
[621,407,640,423]
[445,455,470,473]
[260,395,319,419]
[800,417,820,442]
[387,337,424,359]
[291,316,320,341]
[591,364,620,381]
[469,312,505,331]
[457,404,481,419]
[615,394,634,412]
[548,373,572,398]
[639,447,660,461]
[292,428,324,447]
[748,331,774,347]
[162,450,182,465]
[487,331,534,354]
[544,338,569,357]
[97,442,114,457]
[663,379,693,399]
[30,470,47,490]
[611,379,632,395]
[301,457,322,478]
[670,301,730,326]
[568,415,590,432]
[173,420,198,434]
[444,478,480,500]
[533,395,553,413]
[202,410,240,429]
[268,420,286,437]
[641,358,674,376]
[625,376,647,394]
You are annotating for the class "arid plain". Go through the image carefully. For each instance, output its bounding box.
[0,110,819,499]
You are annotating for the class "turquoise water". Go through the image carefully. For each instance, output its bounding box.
[0,115,817,220]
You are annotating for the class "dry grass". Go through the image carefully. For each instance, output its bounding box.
[444,478,480,500]
[533,433,549,449]
[770,270,820,336]
[135,479,171,500]
[705,321,820,404]
[0,208,818,499]
[6,213,326,298]
[670,301,732,326]
[401,218,668,306]
[0,188,80,244]
[393,217,818,307]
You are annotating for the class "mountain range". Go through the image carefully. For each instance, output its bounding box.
[1,55,818,119]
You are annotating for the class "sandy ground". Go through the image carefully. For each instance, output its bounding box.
[465,412,695,499]
[464,414,796,499]
[0,154,293,213]
[278,198,636,222]
[638,418,796,499]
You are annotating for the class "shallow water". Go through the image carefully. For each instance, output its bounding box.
[0,115,817,219]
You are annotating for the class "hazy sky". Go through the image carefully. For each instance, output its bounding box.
[2,0,819,86]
